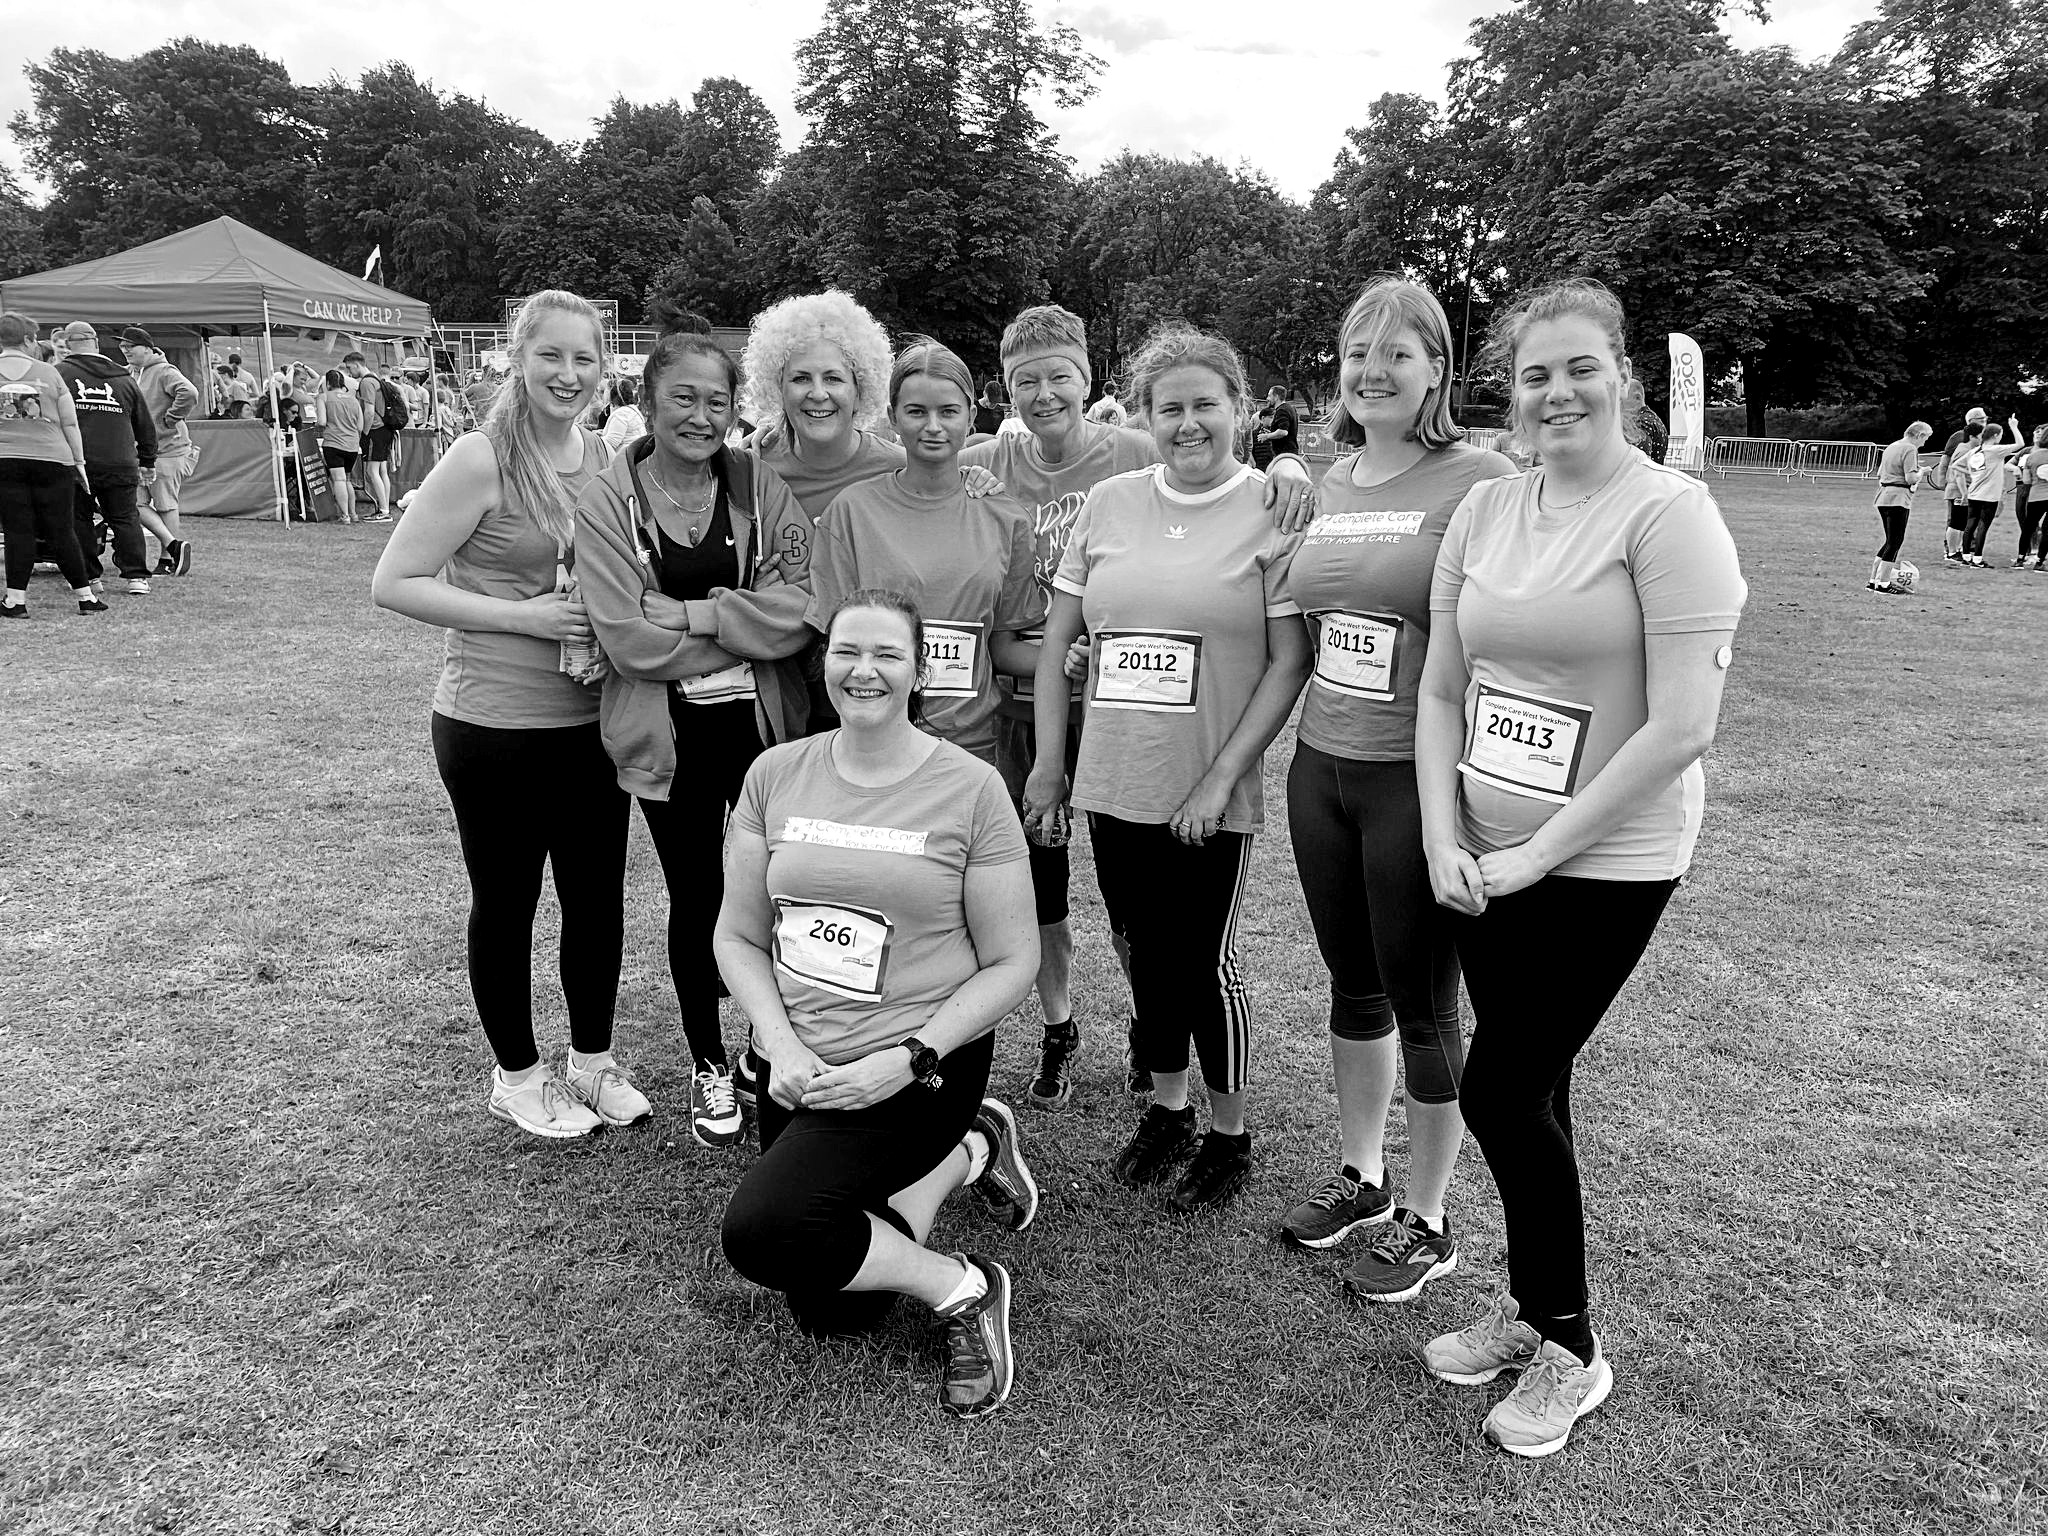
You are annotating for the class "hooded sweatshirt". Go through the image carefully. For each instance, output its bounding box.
[133,356,199,456]
[58,350,158,475]
[576,438,816,799]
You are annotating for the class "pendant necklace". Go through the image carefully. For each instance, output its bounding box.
[1538,453,1630,514]
[648,464,717,544]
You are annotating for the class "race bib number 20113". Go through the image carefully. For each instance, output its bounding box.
[1458,683,1594,804]
[1092,629,1202,712]
[771,897,894,1001]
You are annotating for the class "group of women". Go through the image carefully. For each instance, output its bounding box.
[370,271,1745,1457]
[1886,410,2048,585]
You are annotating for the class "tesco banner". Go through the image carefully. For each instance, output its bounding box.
[1666,332,1706,472]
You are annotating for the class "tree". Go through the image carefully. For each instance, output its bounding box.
[675,78,781,216]
[0,167,44,279]
[642,197,758,326]
[1554,49,1924,433]
[9,40,314,263]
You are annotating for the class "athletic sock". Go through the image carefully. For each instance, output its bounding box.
[1042,1019,1076,1040]
[1876,560,1896,588]
[496,1061,543,1090]
[4,588,26,605]
[72,585,94,599]
[1410,1210,1446,1235]
[960,1128,991,1185]
[934,1255,988,1315]
[1869,557,1883,586]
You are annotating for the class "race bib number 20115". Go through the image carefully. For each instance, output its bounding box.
[1312,610,1401,702]
[771,897,894,1001]
[1092,629,1202,713]
[1458,683,1594,804]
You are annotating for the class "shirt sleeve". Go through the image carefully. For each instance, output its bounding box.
[1430,494,1479,613]
[732,753,773,838]
[967,765,1030,868]
[1262,527,1303,618]
[1629,485,1747,634]
[1051,499,1096,598]
[802,496,857,633]
[995,505,1048,631]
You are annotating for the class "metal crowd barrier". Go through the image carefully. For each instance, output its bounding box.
[1799,440,1884,479]
[1707,437,1802,476]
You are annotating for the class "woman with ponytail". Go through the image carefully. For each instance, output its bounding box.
[373,290,642,1142]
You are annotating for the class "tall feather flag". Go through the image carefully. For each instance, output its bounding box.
[362,245,382,283]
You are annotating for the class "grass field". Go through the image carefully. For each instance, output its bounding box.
[3,476,2044,1535]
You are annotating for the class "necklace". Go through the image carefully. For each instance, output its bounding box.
[1537,452,1630,513]
[647,463,717,544]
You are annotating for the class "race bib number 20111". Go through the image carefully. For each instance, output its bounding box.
[1092,629,1202,712]
[1458,683,1594,804]
[921,621,982,699]
[771,897,894,1001]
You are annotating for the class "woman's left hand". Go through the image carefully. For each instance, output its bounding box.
[641,591,690,632]
[961,465,1006,498]
[800,1047,915,1111]
[1476,845,1550,900]
[1169,775,1232,846]
[1263,456,1317,532]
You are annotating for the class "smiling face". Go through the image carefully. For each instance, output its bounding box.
[824,603,922,726]
[1006,349,1088,449]
[1513,315,1631,464]
[1340,320,1444,439]
[890,371,971,469]
[1148,364,1240,492]
[520,309,604,426]
[648,351,734,469]
[782,344,860,454]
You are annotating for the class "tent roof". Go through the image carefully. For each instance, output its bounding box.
[0,217,431,338]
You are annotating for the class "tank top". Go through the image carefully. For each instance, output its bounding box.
[432,428,607,729]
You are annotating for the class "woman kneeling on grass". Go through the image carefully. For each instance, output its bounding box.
[372,289,640,1142]
[1022,324,1312,1213]
[1415,278,1746,1457]
[716,590,1041,1418]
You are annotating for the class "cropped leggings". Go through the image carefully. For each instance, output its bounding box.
[1287,745,1463,1103]
[1874,505,1909,563]
[1964,498,1999,557]
[722,1031,993,1336]
[431,714,629,1071]
[1453,874,1676,1335]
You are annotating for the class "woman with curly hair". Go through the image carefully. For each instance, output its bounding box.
[740,290,906,518]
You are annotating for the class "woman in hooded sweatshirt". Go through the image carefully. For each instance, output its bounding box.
[577,324,817,1151]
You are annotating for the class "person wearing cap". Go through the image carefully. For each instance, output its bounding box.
[54,321,158,596]
[119,327,198,576]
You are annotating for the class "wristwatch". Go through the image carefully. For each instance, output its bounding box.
[899,1036,944,1090]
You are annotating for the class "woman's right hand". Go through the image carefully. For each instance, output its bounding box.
[1425,840,1488,916]
[1021,761,1068,838]
[765,1040,829,1110]
[519,590,592,642]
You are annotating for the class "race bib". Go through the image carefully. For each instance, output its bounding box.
[679,660,757,704]
[771,897,894,1001]
[1313,610,1401,701]
[1093,629,1202,713]
[1459,683,1594,804]
[921,620,982,699]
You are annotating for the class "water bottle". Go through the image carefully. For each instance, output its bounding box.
[556,560,603,684]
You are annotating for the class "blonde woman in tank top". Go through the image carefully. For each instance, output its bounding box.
[373,290,642,1141]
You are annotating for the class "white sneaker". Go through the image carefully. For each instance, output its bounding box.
[489,1065,601,1139]
[125,578,151,596]
[690,1065,743,1148]
[1483,1336,1613,1458]
[562,1055,652,1126]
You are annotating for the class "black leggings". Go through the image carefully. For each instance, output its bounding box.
[1874,506,1909,563]
[431,713,629,1071]
[2017,498,2047,559]
[637,698,764,1071]
[722,1031,993,1336]
[0,459,88,592]
[1088,813,1253,1094]
[1286,744,1463,1103]
[1453,875,1676,1341]
[1965,498,1999,557]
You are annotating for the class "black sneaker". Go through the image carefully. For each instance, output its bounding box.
[731,1046,760,1109]
[1344,1208,1460,1303]
[937,1253,1013,1418]
[1279,1168,1392,1248]
[171,539,192,576]
[1124,1016,1152,1098]
[1112,1103,1198,1186]
[77,595,109,614]
[968,1099,1039,1230]
[154,554,175,575]
[1169,1130,1253,1213]
[1026,1022,1079,1110]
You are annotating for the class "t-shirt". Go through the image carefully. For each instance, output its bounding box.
[1875,438,1921,507]
[753,430,905,520]
[356,373,386,434]
[1292,442,1518,762]
[1429,451,1747,881]
[1054,464,1302,831]
[1966,448,2003,502]
[963,420,1159,719]
[0,356,74,465]
[2026,448,2048,501]
[1941,429,1972,497]
[1267,402,1299,459]
[806,473,1044,763]
[321,390,364,448]
[732,734,1028,1066]
[433,429,609,729]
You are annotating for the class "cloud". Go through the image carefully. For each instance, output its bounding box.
[1193,39,1381,58]
[1052,4,1177,56]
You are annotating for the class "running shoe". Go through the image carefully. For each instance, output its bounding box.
[968,1099,1039,1230]
[562,1055,653,1127]
[125,578,151,596]
[1344,1208,1459,1302]
[1942,550,1963,565]
[1280,1168,1392,1248]
[685,1065,742,1147]
[2013,556,2031,568]
[1425,1292,1541,1384]
[0,601,26,619]
[731,1046,760,1109]
[489,1065,601,1140]
[1111,1103,1198,1186]
[154,554,175,574]
[1169,1130,1253,1213]
[937,1253,1013,1418]
[1026,1022,1079,1109]
[1124,1016,1152,1098]
[1483,1336,1612,1458]
[77,595,108,614]
[165,539,191,575]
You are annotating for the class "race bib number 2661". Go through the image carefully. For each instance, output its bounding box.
[1458,683,1594,804]
[771,897,894,1001]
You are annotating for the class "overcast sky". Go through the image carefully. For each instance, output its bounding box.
[4,0,1878,204]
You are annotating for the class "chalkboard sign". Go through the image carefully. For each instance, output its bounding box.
[294,429,344,522]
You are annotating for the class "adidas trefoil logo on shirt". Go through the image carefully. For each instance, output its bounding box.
[1164,525,1188,540]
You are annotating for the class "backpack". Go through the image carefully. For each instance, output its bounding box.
[376,376,410,430]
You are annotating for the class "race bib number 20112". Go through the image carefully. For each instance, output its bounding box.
[1458,682,1594,804]
[1092,629,1202,712]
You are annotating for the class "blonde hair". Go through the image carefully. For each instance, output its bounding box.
[485,290,607,549]
[1328,276,1463,452]
[889,335,975,411]
[740,290,892,442]
[1484,278,1630,445]
[1122,323,1249,428]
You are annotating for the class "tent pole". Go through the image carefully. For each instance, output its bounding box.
[261,301,288,527]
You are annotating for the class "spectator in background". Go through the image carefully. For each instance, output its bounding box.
[55,321,158,597]
[1255,385,1299,468]
[463,370,499,426]
[1,312,102,618]
[974,378,1008,438]
[119,327,196,576]
[320,367,365,520]
[1937,406,1987,562]
[599,376,645,454]
[227,352,260,402]
[214,363,255,418]
[1086,396,1126,427]
[344,351,396,521]
[399,362,434,438]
